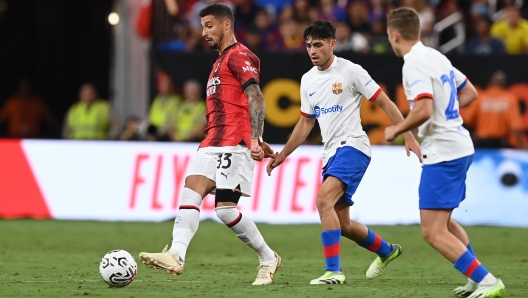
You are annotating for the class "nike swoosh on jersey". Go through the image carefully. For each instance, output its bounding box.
[309,91,317,96]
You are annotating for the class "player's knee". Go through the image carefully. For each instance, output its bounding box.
[184,175,215,198]
[215,205,237,224]
[315,195,334,212]
[421,226,442,245]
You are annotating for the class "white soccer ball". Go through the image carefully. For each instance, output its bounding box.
[99,249,138,287]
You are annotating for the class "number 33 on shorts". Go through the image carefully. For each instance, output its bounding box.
[186,147,255,197]
[217,153,232,169]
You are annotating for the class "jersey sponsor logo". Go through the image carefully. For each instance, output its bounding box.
[309,91,317,97]
[364,79,373,87]
[332,83,343,95]
[207,76,221,96]
[314,105,343,118]
[207,77,221,87]
[242,60,257,73]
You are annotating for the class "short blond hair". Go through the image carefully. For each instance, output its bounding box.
[387,7,420,41]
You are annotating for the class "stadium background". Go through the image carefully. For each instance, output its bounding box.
[0,0,527,297]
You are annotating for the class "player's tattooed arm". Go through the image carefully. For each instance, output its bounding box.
[244,83,265,139]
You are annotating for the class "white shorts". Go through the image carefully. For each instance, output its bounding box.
[187,146,255,197]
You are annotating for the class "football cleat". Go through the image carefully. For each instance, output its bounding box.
[252,252,282,285]
[139,245,184,276]
[454,279,479,297]
[468,279,505,298]
[310,271,346,285]
[366,244,402,279]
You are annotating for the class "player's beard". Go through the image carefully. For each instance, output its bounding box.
[208,33,223,50]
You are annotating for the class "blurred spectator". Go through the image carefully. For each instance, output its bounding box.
[255,0,292,21]
[470,0,489,19]
[149,72,182,141]
[491,6,528,54]
[233,0,262,38]
[436,0,461,21]
[461,71,527,149]
[346,1,371,34]
[273,18,305,52]
[0,78,57,139]
[146,124,159,141]
[333,22,369,53]
[369,19,391,54]
[466,16,506,55]
[63,84,119,140]
[151,0,185,51]
[368,0,392,23]
[244,26,263,50]
[169,79,207,142]
[320,0,346,23]
[254,9,280,50]
[117,116,143,141]
[290,0,317,23]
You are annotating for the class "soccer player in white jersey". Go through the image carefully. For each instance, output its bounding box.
[384,8,505,298]
[267,20,422,285]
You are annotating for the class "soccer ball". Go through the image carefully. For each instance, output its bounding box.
[99,249,138,287]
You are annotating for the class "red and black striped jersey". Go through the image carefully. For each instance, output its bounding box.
[199,43,260,149]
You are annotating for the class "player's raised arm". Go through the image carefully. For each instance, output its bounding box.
[384,61,434,145]
[266,115,315,175]
[385,96,432,142]
[351,64,421,161]
[371,91,421,161]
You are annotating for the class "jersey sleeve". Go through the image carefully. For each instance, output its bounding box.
[349,64,382,102]
[300,75,315,118]
[227,51,260,90]
[453,67,468,91]
[402,62,434,102]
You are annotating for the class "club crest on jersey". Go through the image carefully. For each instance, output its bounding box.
[332,83,343,95]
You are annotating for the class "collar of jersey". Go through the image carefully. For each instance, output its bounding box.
[220,42,239,56]
[404,41,424,61]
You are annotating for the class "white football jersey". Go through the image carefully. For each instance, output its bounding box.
[300,56,382,165]
[402,42,474,164]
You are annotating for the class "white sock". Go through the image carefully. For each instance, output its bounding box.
[169,188,202,261]
[480,273,498,286]
[215,206,276,265]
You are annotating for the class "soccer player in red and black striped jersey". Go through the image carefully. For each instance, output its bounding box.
[139,4,282,286]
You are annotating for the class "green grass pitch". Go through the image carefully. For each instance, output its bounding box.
[0,220,526,297]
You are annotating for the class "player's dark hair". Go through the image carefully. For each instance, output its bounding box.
[303,20,336,41]
[387,7,420,41]
[199,4,235,28]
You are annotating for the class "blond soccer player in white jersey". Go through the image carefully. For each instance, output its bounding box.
[267,20,422,285]
[385,7,505,298]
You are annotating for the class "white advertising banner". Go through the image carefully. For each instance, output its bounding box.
[1,140,527,227]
